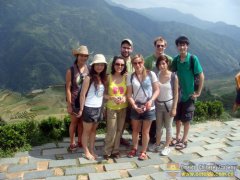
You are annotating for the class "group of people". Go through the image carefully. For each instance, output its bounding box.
[65,35,204,161]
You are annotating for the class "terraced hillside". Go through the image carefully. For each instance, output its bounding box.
[0,86,67,123]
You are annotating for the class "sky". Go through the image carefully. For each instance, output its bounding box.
[110,0,240,27]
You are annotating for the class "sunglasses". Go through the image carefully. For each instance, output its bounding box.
[156,44,165,48]
[114,63,125,67]
[79,54,89,58]
[133,61,143,65]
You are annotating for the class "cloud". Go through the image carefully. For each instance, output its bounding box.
[110,0,240,27]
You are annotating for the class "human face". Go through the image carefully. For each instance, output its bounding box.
[155,40,166,55]
[114,59,125,74]
[77,54,89,65]
[158,60,168,72]
[94,63,105,74]
[132,58,144,72]
[177,43,188,56]
[121,43,133,58]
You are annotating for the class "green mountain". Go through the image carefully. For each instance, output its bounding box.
[134,7,240,41]
[1,0,240,92]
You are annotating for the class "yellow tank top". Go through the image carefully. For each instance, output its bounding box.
[106,75,128,110]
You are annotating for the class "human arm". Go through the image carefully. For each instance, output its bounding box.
[145,81,160,110]
[192,72,204,99]
[170,74,179,117]
[65,69,73,114]
[77,76,90,117]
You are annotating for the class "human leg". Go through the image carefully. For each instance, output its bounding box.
[77,116,83,147]
[69,114,79,151]
[89,122,99,159]
[82,121,94,159]
[112,108,126,154]
[141,120,152,153]
[104,109,117,156]
[128,119,141,157]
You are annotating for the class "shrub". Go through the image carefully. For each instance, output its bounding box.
[194,100,224,122]
[0,120,39,152]
[39,117,65,140]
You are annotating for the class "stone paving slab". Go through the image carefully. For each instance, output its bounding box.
[0,173,6,180]
[0,157,19,165]
[28,155,56,163]
[150,172,180,180]
[104,162,134,171]
[191,156,221,163]
[46,175,76,180]
[128,166,159,177]
[62,152,82,159]
[203,142,228,150]
[197,149,225,157]
[49,159,76,168]
[168,153,199,163]
[79,156,107,165]
[222,146,240,153]
[65,166,96,175]
[135,158,164,168]
[227,136,240,141]
[23,169,54,180]
[88,170,121,180]
[114,156,139,163]
[180,146,205,154]
[217,152,240,160]
[42,148,68,156]
[121,175,147,180]
[8,163,37,173]
[226,140,240,147]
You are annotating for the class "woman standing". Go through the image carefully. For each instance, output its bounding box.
[149,55,178,156]
[78,54,107,160]
[104,56,128,159]
[65,45,89,151]
[127,54,159,160]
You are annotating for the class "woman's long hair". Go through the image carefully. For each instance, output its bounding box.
[111,56,127,75]
[89,64,107,90]
[131,54,147,80]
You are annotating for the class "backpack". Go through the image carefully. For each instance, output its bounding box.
[173,55,199,91]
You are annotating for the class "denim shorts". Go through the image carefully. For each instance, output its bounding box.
[130,108,156,121]
[82,106,102,123]
[175,98,195,122]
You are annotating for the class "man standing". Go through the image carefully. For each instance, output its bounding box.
[145,36,172,143]
[107,38,134,146]
[171,35,204,150]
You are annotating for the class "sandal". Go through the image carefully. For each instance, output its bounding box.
[67,144,77,152]
[169,138,181,146]
[82,153,95,160]
[175,141,188,150]
[127,148,137,158]
[138,152,148,160]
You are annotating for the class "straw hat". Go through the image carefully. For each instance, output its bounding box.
[72,45,89,57]
[90,54,107,65]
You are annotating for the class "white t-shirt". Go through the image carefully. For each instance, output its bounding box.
[85,83,104,108]
[127,71,158,104]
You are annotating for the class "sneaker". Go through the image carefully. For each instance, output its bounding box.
[68,144,77,152]
[148,143,163,152]
[161,146,171,156]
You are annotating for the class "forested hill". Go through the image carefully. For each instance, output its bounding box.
[1,0,240,92]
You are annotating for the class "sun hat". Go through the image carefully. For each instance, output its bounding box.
[121,38,133,46]
[72,45,89,57]
[90,54,107,65]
